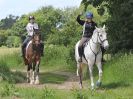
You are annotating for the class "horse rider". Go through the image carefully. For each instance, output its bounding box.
[76,12,97,62]
[21,16,44,57]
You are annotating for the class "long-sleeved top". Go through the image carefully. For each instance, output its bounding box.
[26,23,39,36]
[77,15,97,38]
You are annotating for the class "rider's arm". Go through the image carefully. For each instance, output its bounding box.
[33,23,39,29]
[76,15,85,26]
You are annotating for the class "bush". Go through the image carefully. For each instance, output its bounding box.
[41,45,69,66]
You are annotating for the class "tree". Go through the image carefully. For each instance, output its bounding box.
[0,30,8,46]
[0,14,19,29]
[81,0,133,53]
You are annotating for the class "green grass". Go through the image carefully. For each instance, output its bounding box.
[0,47,23,69]
[0,47,133,99]
[0,46,72,70]
[0,83,132,99]
[103,53,133,85]
[40,72,68,84]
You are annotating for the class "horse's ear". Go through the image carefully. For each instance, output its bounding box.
[103,24,105,29]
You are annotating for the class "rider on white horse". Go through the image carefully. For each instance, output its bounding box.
[77,12,97,62]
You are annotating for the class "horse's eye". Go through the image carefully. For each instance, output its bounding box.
[100,35,102,37]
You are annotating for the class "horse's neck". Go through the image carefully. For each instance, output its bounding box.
[89,33,101,53]
[26,41,32,50]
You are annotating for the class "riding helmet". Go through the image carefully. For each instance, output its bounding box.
[29,16,35,20]
[86,12,93,19]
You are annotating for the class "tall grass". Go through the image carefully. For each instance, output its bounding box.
[0,48,26,83]
[0,52,133,99]
[103,53,133,85]
[0,47,22,68]
[0,46,75,71]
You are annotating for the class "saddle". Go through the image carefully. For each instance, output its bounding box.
[81,38,91,62]
[81,38,91,52]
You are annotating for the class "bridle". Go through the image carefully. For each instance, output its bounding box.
[91,31,108,45]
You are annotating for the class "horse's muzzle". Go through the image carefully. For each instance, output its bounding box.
[103,41,109,50]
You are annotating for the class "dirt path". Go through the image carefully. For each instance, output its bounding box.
[15,70,84,90]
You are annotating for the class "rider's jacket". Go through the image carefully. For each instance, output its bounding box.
[77,15,97,38]
[26,23,39,36]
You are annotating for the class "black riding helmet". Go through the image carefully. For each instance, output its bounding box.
[29,16,35,20]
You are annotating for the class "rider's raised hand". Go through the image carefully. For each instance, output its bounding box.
[79,12,83,16]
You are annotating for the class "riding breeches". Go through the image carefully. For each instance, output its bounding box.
[22,36,32,48]
[78,37,89,57]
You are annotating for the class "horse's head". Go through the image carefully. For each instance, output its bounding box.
[32,28,41,46]
[94,25,109,50]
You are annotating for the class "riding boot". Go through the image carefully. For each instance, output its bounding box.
[40,43,44,57]
[21,45,25,57]
[78,46,83,62]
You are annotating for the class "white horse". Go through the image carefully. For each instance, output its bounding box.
[75,25,109,89]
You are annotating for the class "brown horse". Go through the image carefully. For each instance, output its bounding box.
[24,29,41,84]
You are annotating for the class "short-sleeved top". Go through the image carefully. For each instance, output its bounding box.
[77,15,97,38]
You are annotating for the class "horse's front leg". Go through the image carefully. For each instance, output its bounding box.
[27,64,31,83]
[29,63,34,85]
[35,60,40,85]
[96,62,102,87]
[88,61,94,90]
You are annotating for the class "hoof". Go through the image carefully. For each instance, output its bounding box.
[30,80,34,85]
[96,81,102,87]
[35,80,39,85]
[27,78,30,83]
[79,83,83,89]
[91,86,95,90]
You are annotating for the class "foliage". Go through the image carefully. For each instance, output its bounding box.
[0,82,19,97]
[0,49,26,83]
[81,0,133,53]
[6,36,21,47]
[0,30,8,46]
[41,87,55,98]
[0,14,19,30]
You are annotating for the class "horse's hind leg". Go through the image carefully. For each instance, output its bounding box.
[35,61,40,85]
[77,63,83,89]
[96,62,102,87]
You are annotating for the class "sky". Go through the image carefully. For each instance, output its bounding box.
[0,0,82,20]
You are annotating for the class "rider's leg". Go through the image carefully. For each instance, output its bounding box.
[21,36,31,57]
[78,37,88,62]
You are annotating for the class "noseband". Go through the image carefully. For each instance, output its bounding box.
[97,32,108,44]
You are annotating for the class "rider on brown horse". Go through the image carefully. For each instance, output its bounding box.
[21,16,44,57]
